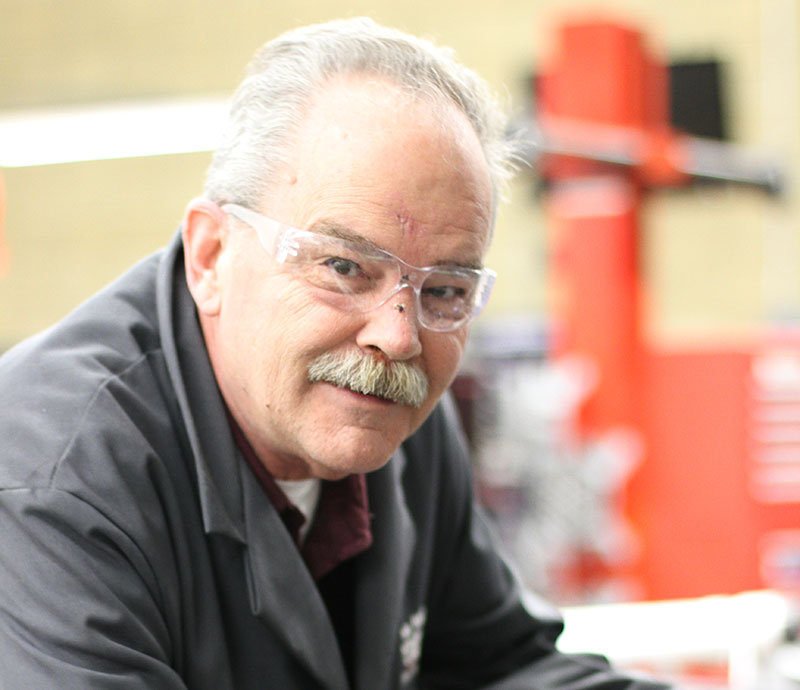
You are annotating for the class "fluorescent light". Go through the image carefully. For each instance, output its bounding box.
[0,96,230,167]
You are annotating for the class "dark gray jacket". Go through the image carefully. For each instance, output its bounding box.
[0,232,668,689]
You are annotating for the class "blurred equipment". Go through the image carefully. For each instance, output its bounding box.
[519,20,782,194]
[472,18,797,606]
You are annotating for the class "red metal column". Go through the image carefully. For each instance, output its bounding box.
[537,20,689,599]
[538,20,666,437]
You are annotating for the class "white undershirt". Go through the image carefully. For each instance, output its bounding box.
[274,477,322,542]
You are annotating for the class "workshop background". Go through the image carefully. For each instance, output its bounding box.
[2,1,800,685]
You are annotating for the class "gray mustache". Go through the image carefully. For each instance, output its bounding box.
[307,351,429,408]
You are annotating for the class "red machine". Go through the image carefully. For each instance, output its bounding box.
[533,19,797,601]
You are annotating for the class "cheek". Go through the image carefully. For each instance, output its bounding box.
[422,331,467,392]
[401,332,466,437]
[223,272,362,380]
[216,269,303,378]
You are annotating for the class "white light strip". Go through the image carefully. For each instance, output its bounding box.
[557,590,791,678]
[0,96,230,168]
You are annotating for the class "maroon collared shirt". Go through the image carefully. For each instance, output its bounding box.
[228,414,373,580]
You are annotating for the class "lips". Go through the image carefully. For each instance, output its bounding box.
[342,384,394,403]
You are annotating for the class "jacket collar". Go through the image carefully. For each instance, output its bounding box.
[238,450,351,689]
[156,231,245,543]
[354,447,416,690]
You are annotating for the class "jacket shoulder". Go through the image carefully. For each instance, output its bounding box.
[0,250,177,489]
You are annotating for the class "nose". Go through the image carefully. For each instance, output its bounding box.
[355,287,422,361]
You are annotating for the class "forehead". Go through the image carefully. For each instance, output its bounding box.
[261,76,494,264]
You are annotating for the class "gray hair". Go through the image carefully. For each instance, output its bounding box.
[203,17,514,218]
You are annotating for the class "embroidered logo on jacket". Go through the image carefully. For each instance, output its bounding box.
[399,606,427,684]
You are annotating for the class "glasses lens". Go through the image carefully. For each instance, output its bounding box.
[286,233,397,310]
[419,270,478,330]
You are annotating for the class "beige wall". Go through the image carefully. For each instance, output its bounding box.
[1,0,798,348]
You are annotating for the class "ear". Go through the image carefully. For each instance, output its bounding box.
[181,197,228,316]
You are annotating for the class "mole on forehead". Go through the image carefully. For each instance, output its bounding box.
[306,218,485,270]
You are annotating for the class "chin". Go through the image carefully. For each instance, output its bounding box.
[308,439,399,479]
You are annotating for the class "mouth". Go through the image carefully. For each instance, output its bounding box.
[323,381,396,405]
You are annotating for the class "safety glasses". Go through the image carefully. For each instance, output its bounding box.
[222,203,495,332]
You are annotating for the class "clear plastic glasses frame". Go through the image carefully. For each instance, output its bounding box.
[222,203,495,332]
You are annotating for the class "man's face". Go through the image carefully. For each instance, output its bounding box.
[206,77,493,480]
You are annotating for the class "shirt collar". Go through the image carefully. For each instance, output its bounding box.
[226,409,373,579]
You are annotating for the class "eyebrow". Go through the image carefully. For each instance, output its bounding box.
[307,219,485,271]
[308,220,382,251]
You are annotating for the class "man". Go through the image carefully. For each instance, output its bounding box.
[0,18,670,690]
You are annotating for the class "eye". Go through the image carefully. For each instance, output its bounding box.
[423,285,466,301]
[323,257,362,278]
